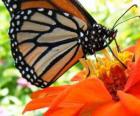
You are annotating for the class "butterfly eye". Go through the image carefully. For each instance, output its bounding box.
[110,30,117,39]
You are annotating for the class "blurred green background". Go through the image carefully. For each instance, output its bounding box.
[0,0,140,115]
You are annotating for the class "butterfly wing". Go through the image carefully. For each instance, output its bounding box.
[3,0,98,87]
[3,0,96,25]
[10,8,87,87]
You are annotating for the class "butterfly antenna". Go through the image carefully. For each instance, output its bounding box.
[112,4,138,29]
[113,15,140,53]
[113,15,140,28]
[112,4,138,53]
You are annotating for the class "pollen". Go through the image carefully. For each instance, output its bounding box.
[80,49,134,101]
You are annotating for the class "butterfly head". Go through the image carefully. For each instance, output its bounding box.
[79,24,117,55]
[109,29,117,39]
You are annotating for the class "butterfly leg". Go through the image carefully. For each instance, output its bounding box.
[114,39,121,52]
[84,57,91,78]
[79,58,90,78]
[94,53,98,62]
[108,45,127,68]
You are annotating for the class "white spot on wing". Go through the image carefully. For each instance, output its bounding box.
[38,8,44,11]
[48,10,53,16]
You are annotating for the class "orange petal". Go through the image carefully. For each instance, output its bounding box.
[127,83,140,98]
[125,58,140,91]
[44,103,84,116]
[65,78,112,103]
[125,45,135,53]
[24,87,70,113]
[31,85,69,99]
[44,85,74,115]
[118,90,140,115]
[135,39,140,60]
[71,70,87,81]
[24,86,70,113]
[23,97,52,113]
[46,78,112,115]
[93,102,133,116]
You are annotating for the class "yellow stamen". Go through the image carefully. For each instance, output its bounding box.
[79,50,134,101]
[79,50,134,79]
[101,49,113,61]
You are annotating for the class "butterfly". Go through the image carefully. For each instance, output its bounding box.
[2,0,117,88]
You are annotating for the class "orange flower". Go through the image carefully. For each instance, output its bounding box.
[23,40,140,116]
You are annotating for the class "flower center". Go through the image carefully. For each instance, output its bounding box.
[80,49,134,101]
[99,65,127,101]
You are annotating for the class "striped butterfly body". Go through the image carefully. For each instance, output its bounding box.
[2,0,117,88]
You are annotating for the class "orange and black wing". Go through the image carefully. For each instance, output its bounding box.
[3,0,96,25]
[3,0,97,87]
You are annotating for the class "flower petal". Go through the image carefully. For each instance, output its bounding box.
[71,70,86,81]
[125,40,140,61]
[93,102,133,116]
[31,85,69,99]
[125,45,135,53]
[44,103,84,116]
[125,58,140,91]
[23,86,69,113]
[23,97,51,113]
[45,78,112,115]
[135,39,140,60]
[118,90,140,115]
[127,83,140,98]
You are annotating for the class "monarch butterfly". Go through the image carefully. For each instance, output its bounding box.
[3,0,118,88]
